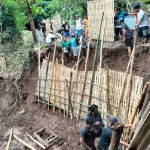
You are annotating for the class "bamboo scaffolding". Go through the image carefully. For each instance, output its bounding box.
[48,40,57,110]
[88,12,104,107]
[125,82,149,141]
[125,30,138,122]
[98,17,107,108]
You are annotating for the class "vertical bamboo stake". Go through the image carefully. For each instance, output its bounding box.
[62,53,64,66]
[105,63,110,114]
[88,12,104,107]
[65,79,78,138]
[6,129,13,150]
[38,42,41,102]
[98,17,107,107]
[48,40,57,111]
[125,30,137,122]
[78,39,91,119]
[52,62,56,112]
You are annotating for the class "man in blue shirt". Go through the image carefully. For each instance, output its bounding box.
[115,8,128,41]
[134,2,149,43]
[80,117,97,150]
[99,116,133,150]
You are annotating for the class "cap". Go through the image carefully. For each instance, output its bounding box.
[134,2,141,9]
[51,20,53,23]
[118,18,124,22]
[86,117,93,125]
[75,14,79,17]
[109,116,118,123]
[50,30,53,33]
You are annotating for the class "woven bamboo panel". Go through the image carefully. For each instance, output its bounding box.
[44,19,50,32]
[52,14,61,34]
[87,0,114,42]
[35,60,143,122]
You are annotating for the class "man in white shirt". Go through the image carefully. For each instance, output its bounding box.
[46,30,56,44]
[134,2,149,43]
[75,15,83,38]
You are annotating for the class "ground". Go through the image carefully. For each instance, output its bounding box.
[0,41,150,149]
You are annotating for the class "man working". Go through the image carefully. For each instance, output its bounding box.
[134,2,149,43]
[61,36,71,63]
[39,19,47,40]
[99,116,134,150]
[115,8,128,40]
[75,15,83,37]
[80,117,97,150]
[118,18,133,56]
[62,21,70,37]
[46,30,56,44]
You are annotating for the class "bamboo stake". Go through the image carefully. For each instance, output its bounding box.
[52,62,56,112]
[72,57,84,69]
[13,135,36,150]
[26,132,46,150]
[98,17,107,108]
[88,12,104,107]
[38,42,41,102]
[62,53,64,66]
[48,40,57,111]
[65,79,78,137]
[125,82,149,141]
[105,63,110,114]
[78,39,91,119]
[43,53,50,104]
[125,30,138,122]
[6,129,13,150]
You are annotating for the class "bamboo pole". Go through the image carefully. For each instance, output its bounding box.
[13,135,36,150]
[72,57,84,69]
[48,40,57,110]
[78,39,91,119]
[38,42,41,102]
[105,63,110,114]
[26,132,46,150]
[125,30,138,122]
[6,129,13,150]
[52,62,56,112]
[88,12,104,107]
[98,17,107,108]
[137,130,150,150]
[125,82,149,141]
[65,79,78,137]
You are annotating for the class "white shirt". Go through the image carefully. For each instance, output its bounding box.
[46,33,55,44]
[138,9,149,27]
[76,18,83,30]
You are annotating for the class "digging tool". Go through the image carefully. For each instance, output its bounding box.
[26,132,46,150]
[13,134,36,150]
[65,78,78,138]
[6,129,13,150]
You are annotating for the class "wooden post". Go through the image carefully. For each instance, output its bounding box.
[78,39,91,119]
[6,129,13,150]
[65,79,78,138]
[125,30,138,122]
[88,12,104,107]
[13,134,36,150]
[52,62,56,112]
[125,82,149,141]
[98,17,107,108]
[38,42,41,101]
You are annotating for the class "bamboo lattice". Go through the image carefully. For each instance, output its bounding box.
[52,14,61,34]
[87,0,114,41]
[35,60,143,123]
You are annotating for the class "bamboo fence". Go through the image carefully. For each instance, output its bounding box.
[87,0,114,41]
[35,60,143,122]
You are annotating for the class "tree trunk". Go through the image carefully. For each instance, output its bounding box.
[27,9,38,43]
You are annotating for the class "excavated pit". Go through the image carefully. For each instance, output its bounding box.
[0,41,150,149]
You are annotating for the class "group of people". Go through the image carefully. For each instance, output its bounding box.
[80,104,134,150]
[115,2,149,56]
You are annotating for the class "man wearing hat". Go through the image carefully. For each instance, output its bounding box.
[80,117,97,150]
[118,18,133,56]
[134,2,149,43]
[98,116,133,150]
